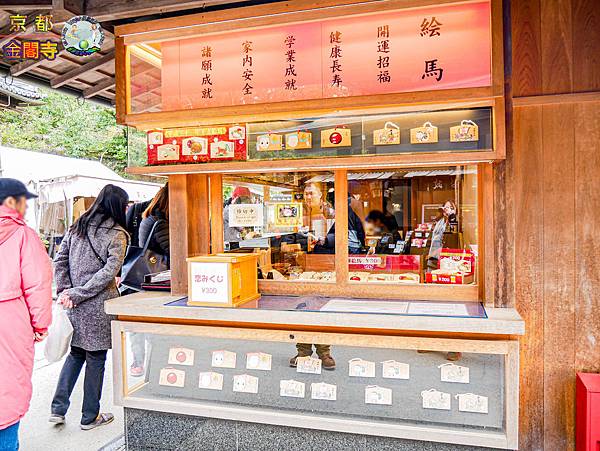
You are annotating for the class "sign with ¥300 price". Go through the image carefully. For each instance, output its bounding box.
[190,262,229,303]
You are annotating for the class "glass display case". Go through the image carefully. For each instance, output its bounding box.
[127,107,494,168]
[113,320,519,449]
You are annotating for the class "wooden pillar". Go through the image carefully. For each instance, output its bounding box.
[334,169,349,288]
[209,173,224,254]
[169,174,210,295]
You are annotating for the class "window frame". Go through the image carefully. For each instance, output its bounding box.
[209,164,493,304]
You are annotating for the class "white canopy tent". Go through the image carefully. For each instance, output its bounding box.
[0,145,161,233]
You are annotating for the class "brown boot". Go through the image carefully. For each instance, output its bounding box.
[319,353,336,370]
[289,351,312,367]
[446,352,462,361]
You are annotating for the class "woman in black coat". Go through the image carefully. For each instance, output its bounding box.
[138,184,169,260]
[130,184,169,377]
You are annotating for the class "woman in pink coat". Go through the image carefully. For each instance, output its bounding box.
[0,178,53,451]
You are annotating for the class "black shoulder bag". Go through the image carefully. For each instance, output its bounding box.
[119,220,168,293]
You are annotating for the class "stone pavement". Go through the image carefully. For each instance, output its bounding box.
[18,342,124,451]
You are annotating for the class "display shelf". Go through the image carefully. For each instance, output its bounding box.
[106,292,525,336]
[126,150,498,176]
[112,320,519,449]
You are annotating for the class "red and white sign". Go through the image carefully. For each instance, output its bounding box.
[157,1,491,111]
[190,261,229,304]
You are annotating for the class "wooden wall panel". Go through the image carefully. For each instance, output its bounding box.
[540,0,573,94]
[513,106,545,451]
[511,0,600,448]
[572,0,600,92]
[511,0,542,96]
[541,104,576,451]
[574,102,600,374]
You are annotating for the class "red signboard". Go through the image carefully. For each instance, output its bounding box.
[146,125,247,165]
[158,1,491,111]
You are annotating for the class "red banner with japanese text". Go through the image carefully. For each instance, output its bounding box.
[147,1,491,112]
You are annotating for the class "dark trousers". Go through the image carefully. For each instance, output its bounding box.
[51,346,107,425]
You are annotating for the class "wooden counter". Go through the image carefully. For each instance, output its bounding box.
[106,291,524,337]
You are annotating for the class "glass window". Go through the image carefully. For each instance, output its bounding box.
[346,166,478,286]
[129,44,163,114]
[222,172,336,282]
[248,108,492,161]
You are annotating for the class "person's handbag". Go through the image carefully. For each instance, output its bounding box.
[119,220,169,292]
[44,303,74,363]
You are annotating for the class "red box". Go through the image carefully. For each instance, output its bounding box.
[439,248,475,276]
[348,254,420,272]
[576,372,600,451]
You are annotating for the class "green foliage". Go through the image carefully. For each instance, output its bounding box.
[0,90,142,175]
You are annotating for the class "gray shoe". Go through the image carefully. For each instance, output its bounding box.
[81,413,114,431]
[49,414,65,425]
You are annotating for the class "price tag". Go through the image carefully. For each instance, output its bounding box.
[421,389,451,410]
[198,371,224,390]
[159,367,185,388]
[233,374,259,394]
[348,358,376,378]
[311,382,337,401]
[365,386,393,405]
[212,350,237,369]
[246,352,272,371]
[439,363,470,383]
[280,380,306,398]
[456,393,488,414]
[381,360,410,380]
[296,356,322,375]
[167,347,194,366]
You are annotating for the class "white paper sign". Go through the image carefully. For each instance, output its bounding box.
[189,262,229,304]
[229,204,264,227]
[365,385,393,405]
[159,367,185,388]
[212,350,237,369]
[167,347,195,366]
[348,358,376,378]
[246,352,272,371]
[439,363,470,384]
[198,371,224,390]
[296,356,322,375]
[421,389,451,410]
[407,302,470,317]
[280,380,305,398]
[311,382,337,401]
[456,393,489,414]
[233,374,259,394]
[381,360,410,380]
